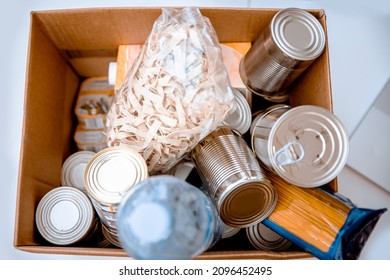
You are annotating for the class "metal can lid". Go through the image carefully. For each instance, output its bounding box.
[271,8,326,61]
[269,105,349,187]
[35,186,95,245]
[61,151,95,191]
[246,222,292,251]
[222,88,252,135]
[84,146,148,205]
[219,179,278,228]
[222,223,240,239]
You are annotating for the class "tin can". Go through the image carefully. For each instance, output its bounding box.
[222,224,241,239]
[192,128,278,228]
[239,8,326,102]
[74,125,108,152]
[75,77,114,130]
[101,222,122,248]
[222,88,252,135]
[84,146,148,231]
[61,151,95,192]
[250,105,349,187]
[35,186,98,246]
[246,222,292,251]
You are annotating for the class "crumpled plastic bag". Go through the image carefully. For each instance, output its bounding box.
[106,7,234,174]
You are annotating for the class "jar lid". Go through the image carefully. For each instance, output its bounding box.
[271,8,326,61]
[84,146,148,205]
[269,105,349,187]
[35,186,95,245]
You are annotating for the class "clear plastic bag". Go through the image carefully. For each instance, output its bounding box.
[106,7,234,174]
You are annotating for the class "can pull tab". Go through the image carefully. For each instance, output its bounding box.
[274,141,305,166]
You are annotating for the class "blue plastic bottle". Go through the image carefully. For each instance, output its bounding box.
[116,175,223,259]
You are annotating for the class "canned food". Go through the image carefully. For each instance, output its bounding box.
[75,77,114,129]
[239,8,326,102]
[222,224,241,239]
[222,88,252,135]
[84,146,149,231]
[246,222,292,251]
[74,125,108,152]
[35,186,97,245]
[61,151,95,192]
[101,222,122,248]
[192,128,278,228]
[250,105,349,187]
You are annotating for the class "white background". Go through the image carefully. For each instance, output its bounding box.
[1,0,389,260]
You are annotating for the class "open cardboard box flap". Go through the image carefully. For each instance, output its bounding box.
[15,7,332,259]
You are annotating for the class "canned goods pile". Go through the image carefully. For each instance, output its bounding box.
[73,77,114,152]
[34,7,386,260]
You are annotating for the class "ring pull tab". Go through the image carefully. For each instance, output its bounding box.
[274,141,305,166]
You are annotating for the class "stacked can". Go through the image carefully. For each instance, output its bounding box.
[74,77,114,152]
[239,8,326,102]
[84,146,149,247]
[191,127,278,228]
[250,104,349,187]
[246,222,292,251]
[35,186,99,246]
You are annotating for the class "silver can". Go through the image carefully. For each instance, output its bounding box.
[101,222,122,248]
[84,146,148,232]
[35,186,97,246]
[222,88,252,135]
[192,128,278,228]
[246,222,292,251]
[250,105,349,187]
[61,151,95,192]
[239,8,326,102]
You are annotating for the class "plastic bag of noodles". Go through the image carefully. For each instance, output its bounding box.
[106,7,234,175]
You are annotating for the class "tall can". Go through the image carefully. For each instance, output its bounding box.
[84,146,148,241]
[192,127,278,228]
[35,186,98,246]
[239,8,326,102]
[250,105,349,188]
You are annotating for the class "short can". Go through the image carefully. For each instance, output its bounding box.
[84,146,148,231]
[246,222,292,251]
[250,105,349,187]
[239,8,326,102]
[61,151,95,192]
[192,127,278,228]
[35,186,98,246]
[222,88,252,135]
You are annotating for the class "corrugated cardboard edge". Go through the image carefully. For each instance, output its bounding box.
[14,246,313,260]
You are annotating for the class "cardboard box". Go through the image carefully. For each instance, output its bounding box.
[14,7,333,259]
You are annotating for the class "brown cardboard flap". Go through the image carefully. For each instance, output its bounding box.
[69,56,116,77]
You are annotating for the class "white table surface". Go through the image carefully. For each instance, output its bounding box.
[1,0,389,260]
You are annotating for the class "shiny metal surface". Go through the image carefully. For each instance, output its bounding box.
[239,8,326,102]
[251,105,349,187]
[35,186,96,246]
[192,128,277,228]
